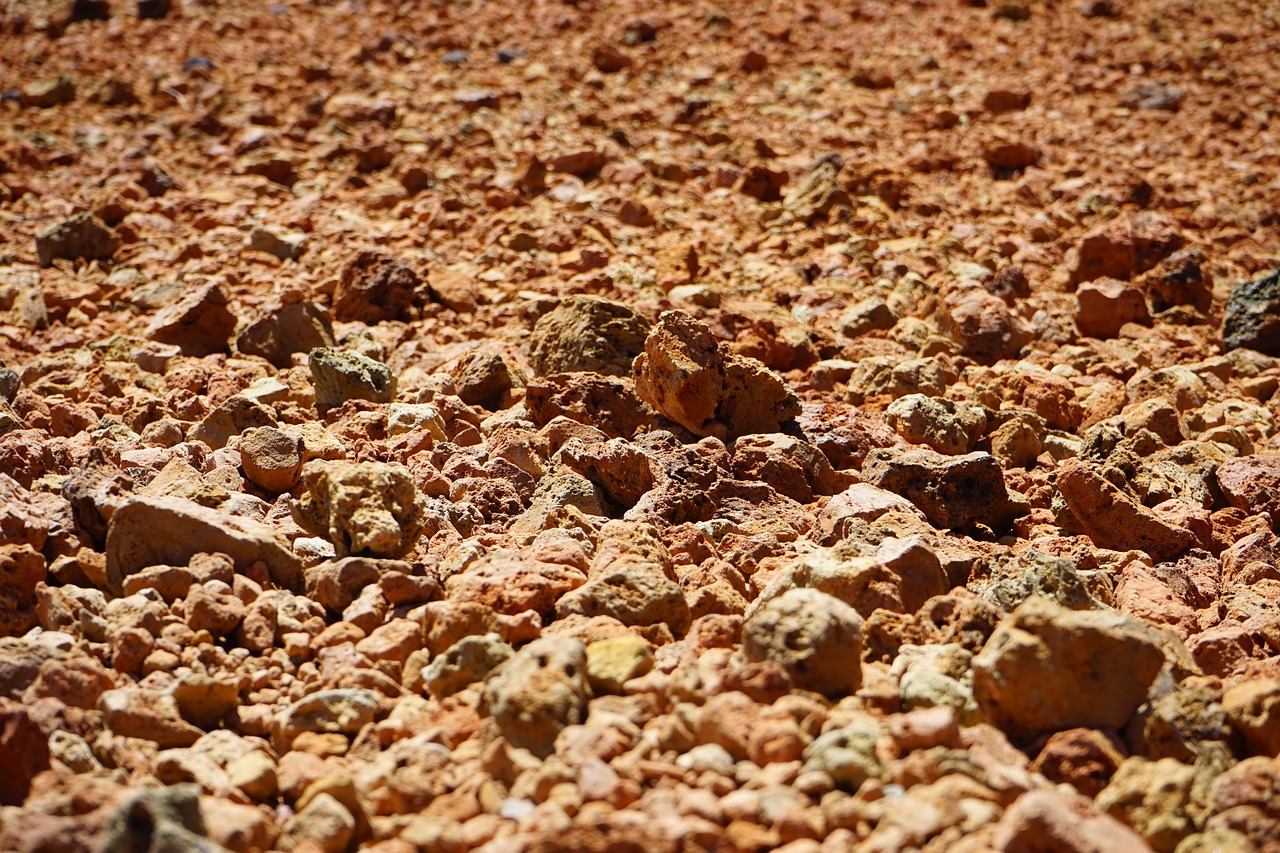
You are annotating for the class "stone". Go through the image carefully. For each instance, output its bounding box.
[189,394,279,450]
[633,310,800,439]
[387,403,446,440]
[237,301,335,369]
[884,394,987,456]
[0,543,44,637]
[226,749,278,801]
[172,673,239,729]
[424,633,513,699]
[972,596,1166,737]
[585,634,654,694]
[1215,455,1280,528]
[105,495,303,595]
[802,719,883,789]
[938,289,1030,364]
[730,433,841,503]
[100,687,205,747]
[292,460,426,558]
[333,250,421,324]
[742,588,863,698]
[861,447,1026,533]
[1221,678,1280,758]
[1056,458,1194,562]
[144,282,238,357]
[989,788,1153,852]
[20,76,75,109]
[247,225,306,260]
[1096,757,1200,853]
[275,688,381,746]
[101,784,230,853]
[35,213,117,266]
[239,425,304,492]
[279,792,355,853]
[819,483,927,541]
[529,296,652,377]
[1068,211,1183,285]
[1030,728,1126,797]
[308,347,396,408]
[484,636,588,758]
[556,561,690,635]
[1076,278,1152,338]
[182,584,247,639]
[0,700,49,806]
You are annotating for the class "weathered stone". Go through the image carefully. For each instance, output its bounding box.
[973,597,1166,737]
[308,347,396,408]
[237,301,335,369]
[0,700,49,806]
[144,282,237,357]
[333,250,421,324]
[584,634,654,694]
[106,495,303,595]
[35,213,117,267]
[529,296,652,377]
[484,636,588,758]
[1056,458,1193,561]
[424,633,513,699]
[100,687,205,747]
[742,588,863,697]
[102,784,230,853]
[1222,269,1280,355]
[292,460,427,558]
[861,447,1026,533]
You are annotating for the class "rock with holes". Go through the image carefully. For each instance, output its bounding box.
[742,587,864,698]
[292,460,429,558]
[484,636,588,758]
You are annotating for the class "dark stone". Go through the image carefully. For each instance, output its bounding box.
[1222,270,1280,355]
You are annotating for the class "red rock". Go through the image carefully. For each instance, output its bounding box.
[0,700,50,806]
[1075,278,1151,338]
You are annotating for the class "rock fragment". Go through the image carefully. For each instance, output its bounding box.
[484,637,588,757]
[742,588,863,697]
[1222,269,1280,355]
[144,281,237,357]
[35,213,117,267]
[528,296,651,377]
[308,347,396,408]
[291,460,427,558]
[333,250,421,324]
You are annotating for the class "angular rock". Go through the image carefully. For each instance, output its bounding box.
[529,296,652,377]
[308,347,396,408]
[101,784,230,853]
[584,634,653,694]
[1076,278,1151,338]
[105,495,303,596]
[333,250,421,324]
[989,788,1153,852]
[555,559,690,635]
[884,394,987,456]
[1096,757,1200,853]
[144,282,237,357]
[239,426,304,492]
[973,596,1166,738]
[1056,458,1193,561]
[0,700,49,806]
[742,588,863,697]
[275,688,381,746]
[633,310,800,439]
[237,301,335,369]
[1222,678,1280,758]
[1215,455,1280,528]
[35,213,117,267]
[484,636,588,758]
[99,688,205,747]
[189,394,278,450]
[292,460,427,559]
[0,543,44,637]
[861,447,1026,533]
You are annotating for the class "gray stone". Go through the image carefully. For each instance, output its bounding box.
[484,637,588,758]
[309,347,396,408]
[423,633,513,699]
[529,295,651,377]
[1222,270,1280,355]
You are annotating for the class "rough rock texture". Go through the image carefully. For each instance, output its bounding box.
[333,250,421,324]
[633,310,800,439]
[528,295,651,376]
[35,213,118,267]
[308,347,396,408]
[1057,458,1194,561]
[973,597,1166,738]
[742,588,864,697]
[861,447,1026,533]
[484,636,588,758]
[1221,269,1280,355]
[291,460,427,558]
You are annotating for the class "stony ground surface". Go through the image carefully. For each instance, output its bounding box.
[2,0,1280,851]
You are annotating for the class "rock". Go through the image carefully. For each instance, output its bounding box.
[1068,211,1183,286]
[484,636,588,758]
[292,460,427,559]
[387,403,446,440]
[0,543,44,637]
[333,250,421,324]
[100,687,205,747]
[239,426,304,492]
[190,394,279,450]
[585,634,654,694]
[972,596,1166,738]
[144,282,238,357]
[1096,757,1200,852]
[742,588,863,697]
[525,373,656,439]
[1221,678,1280,758]
[1030,728,1126,797]
[226,749,278,801]
[555,436,657,509]
[0,700,49,806]
[101,784,230,853]
[1056,458,1194,561]
[938,289,1030,364]
[861,447,1026,533]
[279,792,355,853]
[783,155,849,221]
[182,584,247,639]
[555,560,690,635]
[105,495,302,595]
[20,76,75,109]
[237,301,335,369]
[452,349,521,410]
[35,213,117,266]
[989,788,1153,852]
[819,483,928,541]
[528,296,652,377]
[802,719,883,789]
[884,394,987,456]
[1076,278,1152,338]
[1215,455,1280,527]
[731,433,841,503]
[1142,247,1213,314]
[275,688,381,746]
[308,347,396,408]
[171,673,239,729]
[633,310,801,439]
[247,226,306,261]
[424,633,513,699]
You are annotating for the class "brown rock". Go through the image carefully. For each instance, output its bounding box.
[742,588,863,698]
[333,250,421,324]
[1031,728,1127,797]
[633,310,800,439]
[237,301,335,369]
[1222,678,1280,758]
[292,460,428,559]
[1075,278,1151,338]
[1056,458,1193,562]
[144,281,237,357]
[484,636,588,758]
[35,213,117,267]
[861,447,1026,533]
[989,789,1153,852]
[529,296,651,377]
[0,543,44,637]
[239,426,304,492]
[973,597,1166,738]
[0,699,50,806]
[1215,455,1280,529]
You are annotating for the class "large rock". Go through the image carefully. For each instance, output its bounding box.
[884,394,987,456]
[529,296,651,377]
[1221,269,1280,355]
[742,587,863,697]
[35,213,118,267]
[861,447,1026,533]
[105,495,303,595]
[973,597,1166,738]
[0,543,44,637]
[333,250,421,324]
[1068,211,1183,285]
[989,788,1153,853]
[1075,278,1151,338]
[237,301,335,368]
[99,688,205,747]
[291,460,427,559]
[555,558,690,635]
[101,784,230,853]
[144,281,237,357]
[633,310,800,439]
[1056,458,1193,562]
[484,636,588,757]
[274,688,381,747]
[308,347,396,408]
[0,699,49,806]
[1215,455,1280,528]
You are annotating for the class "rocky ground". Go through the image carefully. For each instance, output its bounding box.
[2,0,1280,851]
